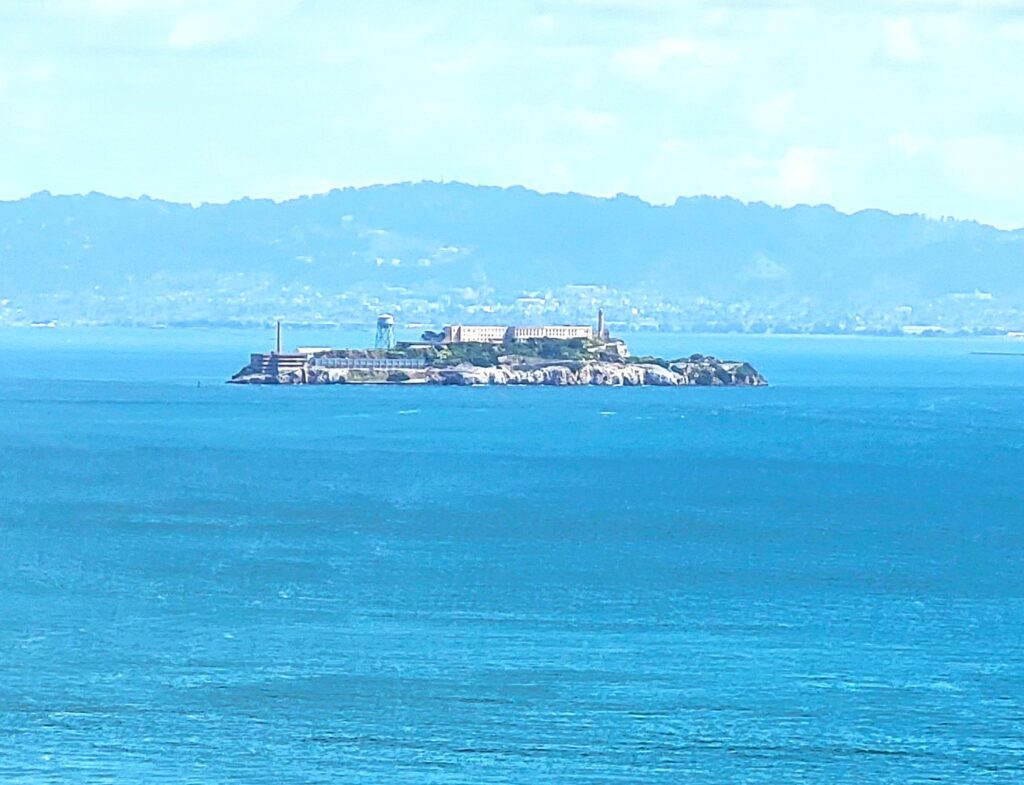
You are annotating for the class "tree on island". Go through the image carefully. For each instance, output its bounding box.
[420,330,445,345]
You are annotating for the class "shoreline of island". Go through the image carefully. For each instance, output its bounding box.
[231,355,766,387]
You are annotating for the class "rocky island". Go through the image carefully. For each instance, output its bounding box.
[230,317,766,387]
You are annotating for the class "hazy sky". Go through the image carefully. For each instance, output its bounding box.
[1,0,1023,227]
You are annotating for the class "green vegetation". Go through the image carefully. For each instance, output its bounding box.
[432,342,502,367]
[501,336,596,361]
[345,369,388,383]
[431,337,605,367]
[324,346,435,360]
[325,336,619,368]
[625,354,670,369]
[419,330,445,345]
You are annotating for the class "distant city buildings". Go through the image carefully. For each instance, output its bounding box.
[5,279,1023,336]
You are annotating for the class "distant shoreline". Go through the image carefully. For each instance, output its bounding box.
[4,323,1024,340]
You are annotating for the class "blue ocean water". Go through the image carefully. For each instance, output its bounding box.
[1,329,1023,784]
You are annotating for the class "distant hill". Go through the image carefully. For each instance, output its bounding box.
[1,182,1022,331]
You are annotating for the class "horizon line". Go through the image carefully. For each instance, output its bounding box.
[3,180,1020,233]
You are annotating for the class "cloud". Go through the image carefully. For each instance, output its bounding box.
[882,18,924,61]
[890,0,1024,11]
[941,136,1024,196]
[168,13,240,49]
[611,37,739,79]
[568,108,618,132]
[1007,18,1024,39]
[3,58,58,87]
[44,0,178,15]
[530,12,558,35]
[752,92,796,134]
[45,0,295,19]
[889,131,929,156]
[162,2,302,49]
[777,146,836,200]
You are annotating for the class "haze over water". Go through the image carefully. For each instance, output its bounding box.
[1,330,1023,783]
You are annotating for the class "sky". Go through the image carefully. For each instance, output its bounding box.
[1,0,1023,228]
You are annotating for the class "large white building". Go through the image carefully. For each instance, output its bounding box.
[442,324,594,344]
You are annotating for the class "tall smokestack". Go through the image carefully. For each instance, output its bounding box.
[597,308,606,340]
[276,320,282,354]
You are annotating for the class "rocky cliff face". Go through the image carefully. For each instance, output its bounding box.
[428,358,763,386]
[231,357,765,386]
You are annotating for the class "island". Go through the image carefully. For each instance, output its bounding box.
[230,315,766,387]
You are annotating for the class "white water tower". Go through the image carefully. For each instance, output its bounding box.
[375,313,396,349]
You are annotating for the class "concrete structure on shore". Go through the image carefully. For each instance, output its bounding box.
[247,320,308,380]
[247,351,307,380]
[442,323,594,344]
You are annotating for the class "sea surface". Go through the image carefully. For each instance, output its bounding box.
[1,328,1023,784]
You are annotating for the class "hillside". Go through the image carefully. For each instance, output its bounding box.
[1,182,1022,332]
